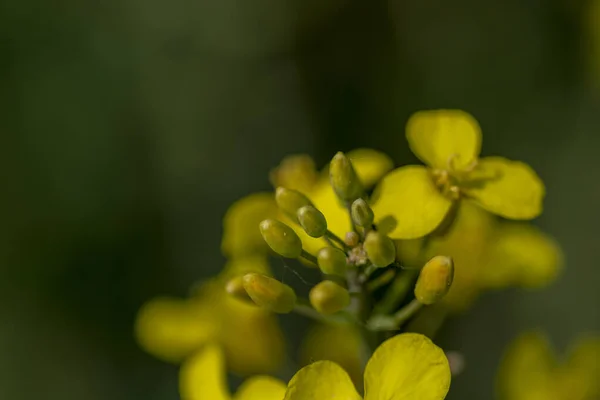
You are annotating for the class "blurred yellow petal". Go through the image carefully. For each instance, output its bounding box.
[180,344,231,400]
[347,148,394,188]
[299,323,365,388]
[235,376,287,400]
[270,154,319,193]
[464,157,545,220]
[564,336,600,398]
[284,361,361,400]
[364,333,451,400]
[484,223,563,289]
[222,193,278,257]
[496,332,555,400]
[134,297,215,363]
[222,255,272,279]
[372,166,453,239]
[406,109,481,170]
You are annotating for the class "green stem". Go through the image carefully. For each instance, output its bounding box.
[325,230,350,251]
[373,269,418,315]
[300,250,318,265]
[393,299,423,326]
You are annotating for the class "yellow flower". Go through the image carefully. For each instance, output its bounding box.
[497,331,600,400]
[397,202,563,312]
[285,333,451,400]
[221,149,393,256]
[180,343,286,400]
[134,255,285,376]
[372,110,545,239]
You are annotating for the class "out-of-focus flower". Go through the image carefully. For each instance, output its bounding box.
[284,333,451,399]
[372,110,545,239]
[134,255,285,376]
[180,343,286,400]
[397,202,563,312]
[221,149,393,256]
[497,331,600,400]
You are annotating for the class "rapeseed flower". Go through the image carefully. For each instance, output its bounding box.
[372,110,545,239]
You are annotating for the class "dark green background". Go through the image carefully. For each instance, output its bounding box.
[2,0,599,399]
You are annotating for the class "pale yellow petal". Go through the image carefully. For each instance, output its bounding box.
[134,297,215,363]
[299,323,365,388]
[496,332,555,400]
[221,193,278,257]
[235,376,287,400]
[309,179,351,242]
[372,166,453,239]
[284,361,361,400]
[270,154,319,193]
[364,333,450,400]
[406,109,481,170]
[464,157,545,220]
[484,223,563,289]
[180,344,231,400]
[347,148,394,188]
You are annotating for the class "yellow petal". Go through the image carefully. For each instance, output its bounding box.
[364,333,451,400]
[269,154,319,193]
[284,361,361,400]
[464,157,545,220]
[222,255,272,279]
[299,323,365,388]
[372,166,453,239]
[235,376,287,400]
[564,336,600,398]
[347,148,394,188]
[483,223,563,289]
[180,344,231,400]
[221,193,278,257]
[496,332,555,400]
[406,109,481,170]
[134,297,215,363]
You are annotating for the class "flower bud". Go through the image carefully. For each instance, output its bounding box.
[242,273,297,313]
[224,276,255,304]
[259,219,303,258]
[414,256,454,305]
[345,231,360,247]
[351,198,374,227]
[275,187,313,222]
[363,231,396,267]
[317,247,347,276]
[297,206,327,238]
[329,152,363,202]
[309,280,350,315]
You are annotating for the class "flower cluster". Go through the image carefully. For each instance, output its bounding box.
[135,109,574,399]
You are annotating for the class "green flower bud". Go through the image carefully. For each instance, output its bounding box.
[275,187,312,222]
[259,219,303,258]
[309,280,350,315]
[414,256,454,305]
[345,231,360,247]
[297,205,327,238]
[351,198,374,227]
[364,231,396,268]
[329,152,363,202]
[224,276,254,304]
[316,247,347,276]
[242,273,297,313]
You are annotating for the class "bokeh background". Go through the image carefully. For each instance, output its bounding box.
[2,0,599,399]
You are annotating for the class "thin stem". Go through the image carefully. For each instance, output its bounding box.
[293,299,350,324]
[373,269,418,315]
[366,269,396,292]
[393,299,423,326]
[325,230,349,250]
[300,250,318,265]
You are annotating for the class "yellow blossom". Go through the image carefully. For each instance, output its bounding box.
[180,343,286,400]
[396,202,563,312]
[134,255,285,376]
[372,109,545,239]
[285,333,451,399]
[497,331,600,400]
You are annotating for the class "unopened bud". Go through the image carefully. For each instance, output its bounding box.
[309,280,350,315]
[329,152,363,202]
[414,256,454,305]
[364,231,396,267]
[297,206,327,238]
[351,198,374,227]
[275,187,313,222]
[242,273,297,313]
[345,231,360,247]
[259,219,303,258]
[316,247,347,276]
[225,276,254,304]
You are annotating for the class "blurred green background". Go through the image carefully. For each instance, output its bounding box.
[2,0,599,399]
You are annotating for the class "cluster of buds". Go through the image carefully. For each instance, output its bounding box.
[225,152,454,328]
